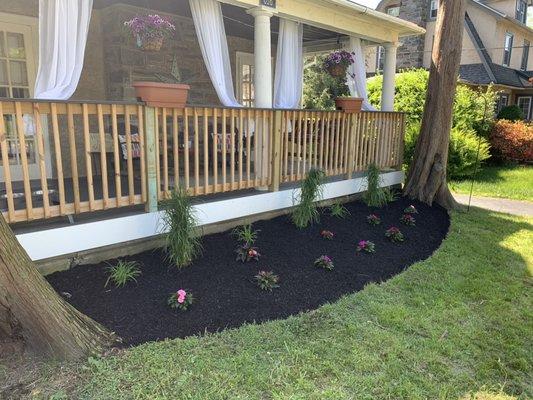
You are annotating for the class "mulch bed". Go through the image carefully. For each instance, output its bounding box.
[47,197,450,346]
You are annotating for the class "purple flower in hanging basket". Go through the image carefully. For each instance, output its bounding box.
[323,50,356,71]
[124,14,175,41]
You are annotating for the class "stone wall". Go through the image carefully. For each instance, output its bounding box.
[396,0,428,70]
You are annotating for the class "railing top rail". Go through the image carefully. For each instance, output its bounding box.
[0,97,144,106]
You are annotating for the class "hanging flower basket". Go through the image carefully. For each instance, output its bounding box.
[323,50,356,78]
[124,14,176,52]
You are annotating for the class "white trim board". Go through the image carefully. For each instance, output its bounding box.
[16,171,404,261]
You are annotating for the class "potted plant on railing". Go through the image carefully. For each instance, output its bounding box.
[124,15,190,108]
[323,50,363,114]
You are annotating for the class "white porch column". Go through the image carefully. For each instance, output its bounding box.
[247,6,274,189]
[381,42,399,112]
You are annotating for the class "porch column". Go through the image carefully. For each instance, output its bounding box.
[247,6,274,189]
[381,42,399,112]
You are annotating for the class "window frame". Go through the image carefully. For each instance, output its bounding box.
[516,95,532,120]
[496,93,509,114]
[386,5,400,17]
[521,39,530,70]
[429,0,438,20]
[503,32,514,67]
[516,0,528,24]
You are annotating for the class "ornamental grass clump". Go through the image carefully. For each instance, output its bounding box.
[314,255,334,270]
[168,289,194,311]
[401,214,416,226]
[291,168,325,229]
[232,224,259,248]
[161,188,202,269]
[385,227,405,243]
[255,271,279,291]
[329,202,350,219]
[105,260,142,288]
[366,214,381,225]
[363,163,395,208]
[356,240,376,253]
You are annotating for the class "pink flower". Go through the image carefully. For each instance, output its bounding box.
[177,289,186,297]
[358,240,367,247]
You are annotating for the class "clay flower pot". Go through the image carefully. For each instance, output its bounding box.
[138,36,164,51]
[335,97,363,114]
[132,82,190,108]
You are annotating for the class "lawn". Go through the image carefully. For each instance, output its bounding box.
[4,208,533,399]
[450,164,533,201]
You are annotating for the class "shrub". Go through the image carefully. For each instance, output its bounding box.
[356,240,375,253]
[329,202,350,218]
[385,227,405,243]
[105,260,141,288]
[314,255,334,270]
[303,55,350,110]
[168,289,194,311]
[363,163,395,208]
[497,105,524,121]
[405,126,491,179]
[291,168,325,229]
[255,271,279,291]
[490,120,533,163]
[235,246,260,262]
[232,224,259,247]
[400,214,416,226]
[161,188,202,268]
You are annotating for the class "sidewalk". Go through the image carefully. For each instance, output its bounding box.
[453,193,533,217]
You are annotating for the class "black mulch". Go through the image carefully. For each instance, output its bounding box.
[47,197,450,346]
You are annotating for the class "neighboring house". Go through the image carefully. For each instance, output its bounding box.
[366,0,533,120]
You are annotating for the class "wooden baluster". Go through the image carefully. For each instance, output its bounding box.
[161,108,168,198]
[221,108,227,191]
[246,108,252,187]
[334,112,341,175]
[296,111,302,180]
[154,108,161,199]
[97,104,109,209]
[111,104,122,207]
[213,108,218,192]
[193,108,200,195]
[172,109,179,192]
[13,103,33,219]
[339,113,346,174]
[66,103,80,214]
[0,102,15,222]
[50,103,66,215]
[230,109,236,189]
[32,103,50,218]
[137,105,147,203]
[125,109,135,204]
[238,109,244,189]
[184,108,190,192]
[82,104,95,210]
[283,111,289,181]
[319,113,325,170]
[203,108,209,194]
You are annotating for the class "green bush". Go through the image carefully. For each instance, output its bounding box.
[291,168,325,228]
[496,105,524,121]
[405,125,491,179]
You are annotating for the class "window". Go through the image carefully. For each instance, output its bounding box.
[516,0,528,24]
[387,6,400,17]
[236,52,255,107]
[521,39,530,70]
[517,96,532,119]
[376,46,385,72]
[429,0,438,19]
[503,32,514,67]
[0,30,31,98]
[496,94,509,113]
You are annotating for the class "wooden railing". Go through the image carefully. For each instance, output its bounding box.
[0,100,405,224]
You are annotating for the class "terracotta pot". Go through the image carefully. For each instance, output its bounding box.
[138,36,164,51]
[327,64,347,78]
[335,97,363,114]
[132,82,191,108]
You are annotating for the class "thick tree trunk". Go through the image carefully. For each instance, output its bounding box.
[0,213,118,360]
[404,0,465,209]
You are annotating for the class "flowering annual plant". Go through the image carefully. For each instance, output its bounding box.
[255,271,279,291]
[356,240,376,253]
[323,50,356,76]
[314,255,334,270]
[321,230,335,240]
[168,289,194,311]
[124,15,175,50]
[400,214,416,226]
[385,227,404,243]
[367,214,381,226]
[404,205,418,214]
[235,245,261,262]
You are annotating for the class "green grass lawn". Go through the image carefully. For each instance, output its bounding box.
[6,208,533,399]
[450,164,533,201]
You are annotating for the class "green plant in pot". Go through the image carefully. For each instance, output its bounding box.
[323,50,363,113]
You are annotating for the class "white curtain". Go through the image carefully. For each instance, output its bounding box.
[189,0,241,107]
[274,19,303,109]
[346,36,376,111]
[34,0,93,99]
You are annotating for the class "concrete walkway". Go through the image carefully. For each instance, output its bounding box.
[453,193,533,217]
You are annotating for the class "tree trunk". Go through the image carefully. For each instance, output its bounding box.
[404,0,465,209]
[0,213,118,360]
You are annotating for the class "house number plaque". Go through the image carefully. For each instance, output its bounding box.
[260,0,276,8]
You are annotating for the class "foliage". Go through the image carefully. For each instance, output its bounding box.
[320,230,334,240]
[403,205,418,214]
[124,15,175,40]
[235,246,260,263]
[105,260,141,288]
[405,124,491,179]
[232,224,259,248]
[254,271,280,291]
[490,120,533,163]
[363,163,395,208]
[356,240,375,253]
[35,210,533,399]
[161,188,202,268]
[314,255,334,270]
[303,55,350,110]
[385,227,405,243]
[323,50,355,71]
[167,289,194,311]
[496,105,524,121]
[329,203,350,219]
[366,214,381,226]
[400,214,416,226]
[291,168,325,229]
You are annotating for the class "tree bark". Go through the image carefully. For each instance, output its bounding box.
[0,213,118,360]
[404,0,465,209]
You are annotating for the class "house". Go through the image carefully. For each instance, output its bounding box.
[0,0,423,268]
[366,0,533,119]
